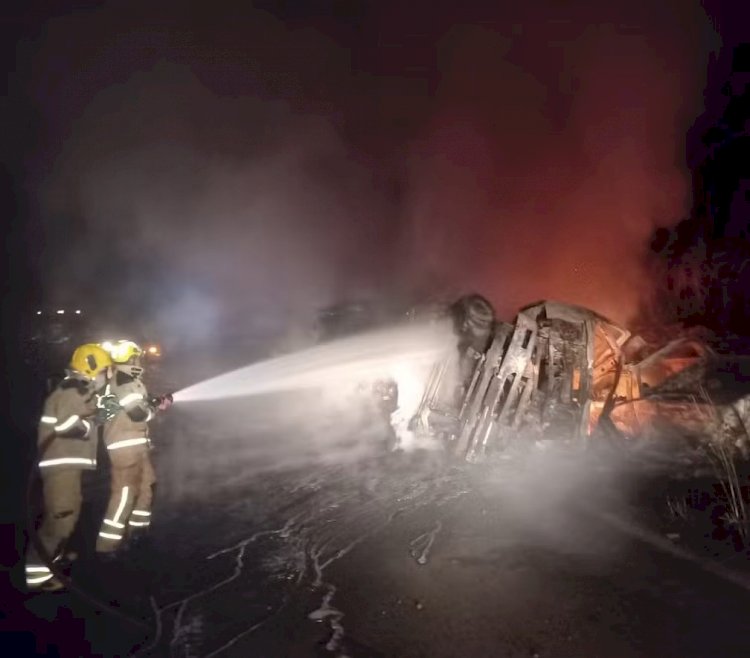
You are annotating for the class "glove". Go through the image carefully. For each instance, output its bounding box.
[95,394,122,423]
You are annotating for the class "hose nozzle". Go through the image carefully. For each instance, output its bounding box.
[150,392,174,410]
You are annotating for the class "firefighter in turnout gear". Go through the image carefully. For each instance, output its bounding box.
[26,344,112,592]
[96,340,170,555]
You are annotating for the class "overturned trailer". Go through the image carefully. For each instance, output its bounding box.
[409,298,721,461]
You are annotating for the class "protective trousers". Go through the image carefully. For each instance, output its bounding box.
[25,469,82,588]
[96,449,156,553]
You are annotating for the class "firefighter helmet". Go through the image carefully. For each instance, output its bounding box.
[102,339,144,378]
[69,344,113,379]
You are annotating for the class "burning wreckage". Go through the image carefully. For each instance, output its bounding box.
[397,295,750,461]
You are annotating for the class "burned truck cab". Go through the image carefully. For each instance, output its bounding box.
[409,294,726,461]
[411,299,645,460]
[450,301,623,460]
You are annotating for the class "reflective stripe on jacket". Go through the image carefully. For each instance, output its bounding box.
[37,377,98,470]
[104,372,153,461]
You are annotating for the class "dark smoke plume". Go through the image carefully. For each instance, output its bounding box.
[18,1,718,336]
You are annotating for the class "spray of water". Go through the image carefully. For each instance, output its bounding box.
[172,320,456,404]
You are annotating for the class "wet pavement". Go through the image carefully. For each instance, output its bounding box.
[8,355,750,657]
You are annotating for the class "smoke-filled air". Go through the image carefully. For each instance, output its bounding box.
[20,1,717,330]
[16,2,750,656]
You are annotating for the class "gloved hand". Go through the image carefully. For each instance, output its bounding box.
[95,394,122,423]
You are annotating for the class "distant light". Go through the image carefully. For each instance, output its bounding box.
[147,345,159,354]
[56,309,65,315]
[36,310,42,315]
[75,309,82,315]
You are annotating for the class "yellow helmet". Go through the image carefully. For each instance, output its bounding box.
[69,344,113,379]
[105,339,143,364]
[101,339,144,378]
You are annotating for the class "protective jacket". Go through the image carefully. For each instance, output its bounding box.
[103,371,154,458]
[37,376,98,470]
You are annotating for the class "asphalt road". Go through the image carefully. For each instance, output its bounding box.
[7,354,750,657]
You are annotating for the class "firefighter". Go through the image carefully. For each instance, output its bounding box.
[25,343,113,592]
[96,340,171,556]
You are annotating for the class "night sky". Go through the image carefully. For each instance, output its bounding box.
[3,0,737,341]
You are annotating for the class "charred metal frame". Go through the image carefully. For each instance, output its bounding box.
[411,301,636,461]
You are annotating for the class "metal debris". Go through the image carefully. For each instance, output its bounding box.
[408,296,744,460]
